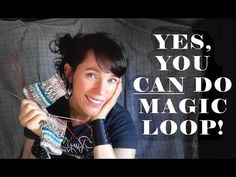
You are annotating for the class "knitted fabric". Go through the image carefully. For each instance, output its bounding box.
[40,114,67,155]
[23,74,68,156]
[23,74,67,108]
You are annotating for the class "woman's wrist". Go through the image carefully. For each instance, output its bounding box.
[90,119,110,146]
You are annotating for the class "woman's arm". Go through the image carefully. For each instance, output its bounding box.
[91,81,122,158]
[22,138,36,159]
[93,145,116,158]
[94,146,136,159]
[91,80,136,159]
[114,148,136,159]
[18,99,48,159]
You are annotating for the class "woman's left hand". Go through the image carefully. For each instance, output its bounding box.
[91,79,122,121]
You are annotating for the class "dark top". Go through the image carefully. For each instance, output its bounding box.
[24,96,137,159]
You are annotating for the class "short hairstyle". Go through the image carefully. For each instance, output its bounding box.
[50,32,128,88]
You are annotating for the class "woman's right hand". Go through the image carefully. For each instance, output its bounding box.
[18,99,48,137]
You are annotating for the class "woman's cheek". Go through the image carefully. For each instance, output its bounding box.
[107,84,117,97]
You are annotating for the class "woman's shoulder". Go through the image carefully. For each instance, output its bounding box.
[109,103,131,117]
[106,103,138,149]
[106,103,133,125]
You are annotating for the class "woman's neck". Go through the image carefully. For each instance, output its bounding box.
[69,100,91,127]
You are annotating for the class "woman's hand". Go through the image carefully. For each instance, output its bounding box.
[92,79,122,121]
[18,99,48,137]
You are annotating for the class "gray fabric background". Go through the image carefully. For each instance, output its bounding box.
[0,18,202,158]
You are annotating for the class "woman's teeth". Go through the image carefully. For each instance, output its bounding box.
[87,96,103,105]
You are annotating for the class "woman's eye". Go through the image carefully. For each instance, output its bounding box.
[108,78,117,84]
[87,73,96,79]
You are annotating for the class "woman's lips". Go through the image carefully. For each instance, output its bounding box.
[86,95,104,106]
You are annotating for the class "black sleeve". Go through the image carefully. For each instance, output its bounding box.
[107,108,138,149]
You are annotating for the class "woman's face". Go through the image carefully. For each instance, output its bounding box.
[69,50,120,118]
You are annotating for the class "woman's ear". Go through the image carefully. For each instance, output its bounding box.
[64,63,73,82]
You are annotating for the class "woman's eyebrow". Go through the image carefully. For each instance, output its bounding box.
[85,67,100,72]
[85,67,118,78]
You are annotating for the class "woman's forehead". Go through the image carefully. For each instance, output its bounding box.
[77,50,115,75]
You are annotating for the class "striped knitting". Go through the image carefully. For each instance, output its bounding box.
[40,114,67,156]
[23,74,68,156]
[23,74,67,108]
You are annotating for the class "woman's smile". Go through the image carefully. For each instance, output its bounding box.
[85,95,104,106]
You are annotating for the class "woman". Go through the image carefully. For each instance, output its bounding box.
[18,32,137,159]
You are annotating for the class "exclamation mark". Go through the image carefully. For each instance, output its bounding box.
[218,120,223,135]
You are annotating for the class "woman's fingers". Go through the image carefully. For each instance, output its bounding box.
[106,79,122,107]
[20,99,39,110]
[112,79,122,101]
[25,114,47,137]
[19,100,39,123]
[20,108,47,127]
[18,99,48,137]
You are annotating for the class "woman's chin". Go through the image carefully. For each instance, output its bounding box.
[84,108,101,118]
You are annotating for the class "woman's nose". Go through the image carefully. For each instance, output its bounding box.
[94,80,106,95]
